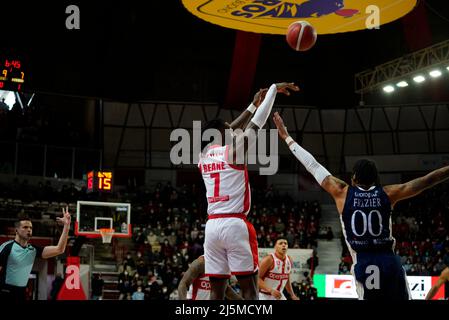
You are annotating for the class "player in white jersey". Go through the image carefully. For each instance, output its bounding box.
[177,256,242,300]
[199,82,299,300]
[258,238,299,300]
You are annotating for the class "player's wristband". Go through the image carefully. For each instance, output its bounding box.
[247,103,257,114]
[285,136,294,145]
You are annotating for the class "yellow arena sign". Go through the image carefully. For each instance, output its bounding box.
[182,0,417,35]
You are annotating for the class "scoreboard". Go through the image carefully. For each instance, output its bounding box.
[0,59,25,92]
[87,171,113,192]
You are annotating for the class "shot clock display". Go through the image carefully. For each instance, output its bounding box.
[87,171,113,192]
[0,58,25,92]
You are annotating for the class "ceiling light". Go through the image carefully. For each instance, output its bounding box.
[396,81,408,88]
[429,70,442,78]
[413,75,426,83]
[383,85,395,93]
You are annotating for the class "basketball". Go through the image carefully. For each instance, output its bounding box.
[286,21,317,52]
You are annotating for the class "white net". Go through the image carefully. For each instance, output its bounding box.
[99,228,114,244]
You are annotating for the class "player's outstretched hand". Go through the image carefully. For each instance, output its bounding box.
[252,88,269,108]
[273,112,289,141]
[275,82,299,96]
[57,206,71,227]
[271,289,282,300]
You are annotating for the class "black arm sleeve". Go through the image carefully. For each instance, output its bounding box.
[33,245,44,259]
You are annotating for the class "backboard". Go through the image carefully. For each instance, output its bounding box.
[75,201,131,239]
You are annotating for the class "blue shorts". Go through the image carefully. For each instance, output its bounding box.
[352,251,410,300]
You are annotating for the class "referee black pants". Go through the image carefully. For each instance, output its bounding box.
[0,284,27,303]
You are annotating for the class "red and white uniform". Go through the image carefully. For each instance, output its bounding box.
[186,274,211,300]
[259,253,293,300]
[199,144,250,215]
[198,144,258,277]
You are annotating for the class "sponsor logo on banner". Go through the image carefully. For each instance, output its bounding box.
[181,0,417,35]
[325,275,358,298]
[316,274,445,299]
[407,276,445,300]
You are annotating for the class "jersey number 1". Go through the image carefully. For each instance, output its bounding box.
[209,173,230,203]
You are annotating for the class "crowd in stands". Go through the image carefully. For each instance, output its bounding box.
[339,182,449,277]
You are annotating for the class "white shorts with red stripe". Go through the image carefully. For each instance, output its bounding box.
[204,214,258,277]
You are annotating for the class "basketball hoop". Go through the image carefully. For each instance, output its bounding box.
[99,228,114,244]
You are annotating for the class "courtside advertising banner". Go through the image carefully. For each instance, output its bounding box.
[259,248,313,282]
[313,274,445,300]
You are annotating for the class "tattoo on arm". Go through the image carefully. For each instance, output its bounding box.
[389,166,449,204]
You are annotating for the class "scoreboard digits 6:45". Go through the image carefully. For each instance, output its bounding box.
[0,58,25,92]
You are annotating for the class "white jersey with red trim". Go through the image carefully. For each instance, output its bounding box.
[260,253,292,299]
[198,145,251,215]
[186,274,211,300]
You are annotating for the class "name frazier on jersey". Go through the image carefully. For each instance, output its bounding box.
[353,197,381,208]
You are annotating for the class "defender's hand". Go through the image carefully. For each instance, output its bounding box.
[273,112,289,141]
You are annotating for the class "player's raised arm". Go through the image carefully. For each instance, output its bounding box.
[384,166,449,207]
[177,257,204,300]
[245,82,299,131]
[229,83,299,166]
[273,112,348,208]
[425,267,449,300]
[227,88,268,130]
[41,207,71,259]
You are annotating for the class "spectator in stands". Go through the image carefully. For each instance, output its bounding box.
[132,286,145,300]
[91,273,104,300]
[338,258,349,274]
[274,218,286,233]
[136,258,148,277]
[147,276,163,300]
[0,98,8,114]
[50,273,64,300]
[169,289,179,300]
[118,270,132,300]
[326,227,334,241]
[124,252,136,269]
[307,250,319,275]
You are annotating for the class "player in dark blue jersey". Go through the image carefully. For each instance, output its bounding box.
[273,112,449,300]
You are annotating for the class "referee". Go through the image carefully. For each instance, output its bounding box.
[0,207,71,302]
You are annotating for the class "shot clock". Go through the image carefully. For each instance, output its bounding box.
[87,171,113,193]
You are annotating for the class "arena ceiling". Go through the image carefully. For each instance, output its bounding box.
[2,0,449,108]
